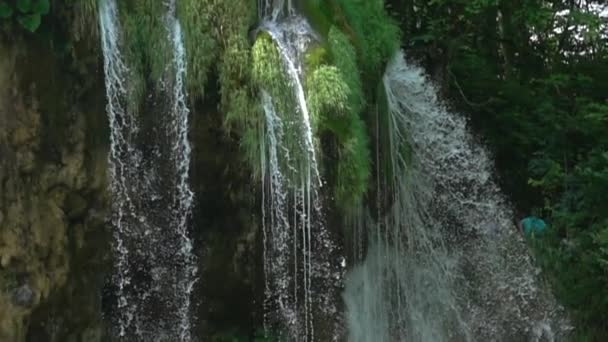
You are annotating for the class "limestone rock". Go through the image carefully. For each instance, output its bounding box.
[0,34,110,342]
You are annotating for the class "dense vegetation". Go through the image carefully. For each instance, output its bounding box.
[386,0,607,339]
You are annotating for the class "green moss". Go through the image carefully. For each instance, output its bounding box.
[177,0,217,99]
[121,0,169,80]
[252,33,287,95]
[306,65,349,132]
[251,32,308,181]
[336,117,370,210]
[305,60,370,210]
[251,33,297,124]
[301,26,374,210]
[305,45,328,73]
[334,0,401,85]
[116,0,169,113]
[299,0,333,36]
[328,26,364,115]
[214,0,262,177]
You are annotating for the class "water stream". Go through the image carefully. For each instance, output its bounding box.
[344,51,569,341]
[258,4,342,341]
[99,0,196,340]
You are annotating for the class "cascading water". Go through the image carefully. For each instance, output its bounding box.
[258,3,343,341]
[99,0,196,340]
[99,0,136,335]
[344,51,570,341]
[167,7,197,341]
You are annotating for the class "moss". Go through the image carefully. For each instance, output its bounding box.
[305,61,370,210]
[305,45,328,73]
[328,26,364,115]
[306,65,349,132]
[118,0,169,113]
[336,117,370,210]
[334,0,401,85]
[252,33,287,96]
[299,0,334,36]
[250,32,307,182]
[177,0,217,100]
[214,0,262,177]
[300,25,375,211]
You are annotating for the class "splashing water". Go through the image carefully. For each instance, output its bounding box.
[99,0,136,335]
[258,5,343,341]
[99,0,197,340]
[344,51,570,341]
[167,10,197,342]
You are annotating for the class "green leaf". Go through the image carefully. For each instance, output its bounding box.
[32,0,49,15]
[18,13,41,32]
[0,2,13,18]
[16,0,32,13]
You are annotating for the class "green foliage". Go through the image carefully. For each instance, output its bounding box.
[0,2,13,18]
[328,26,364,116]
[116,0,173,113]
[334,0,400,84]
[0,0,50,32]
[306,65,350,129]
[250,32,307,181]
[120,0,169,84]
[295,3,395,210]
[305,55,370,209]
[17,12,40,32]
[213,0,260,175]
[335,117,370,210]
[304,45,328,72]
[177,0,216,99]
[252,33,289,97]
[299,0,400,87]
[299,0,333,36]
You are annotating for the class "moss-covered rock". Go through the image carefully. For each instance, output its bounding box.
[306,65,350,131]
[0,33,110,342]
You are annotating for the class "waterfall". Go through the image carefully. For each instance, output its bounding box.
[99,0,137,335]
[258,5,343,341]
[167,11,197,342]
[99,0,197,340]
[344,51,570,341]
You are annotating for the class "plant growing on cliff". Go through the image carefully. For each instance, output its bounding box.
[328,26,364,115]
[250,32,308,180]
[334,0,400,85]
[177,0,217,99]
[306,54,370,210]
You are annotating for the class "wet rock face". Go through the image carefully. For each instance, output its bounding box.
[0,38,111,342]
[189,90,263,339]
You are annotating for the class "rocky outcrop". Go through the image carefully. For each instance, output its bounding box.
[0,38,110,341]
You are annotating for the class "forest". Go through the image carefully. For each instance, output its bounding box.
[0,0,606,341]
